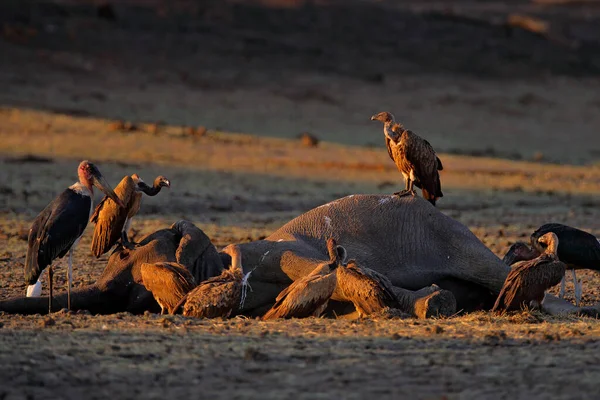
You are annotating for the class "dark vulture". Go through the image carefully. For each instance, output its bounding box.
[530,223,600,306]
[502,241,540,266]
[336,260,400,317]
[140,262,196,314]
[371,111,443,206]
[180,244,246,318]
[24,160,124,312]
[90,174,170,257]
[492,232,566,313]
[262,239,340,320]
[327,238,400,317]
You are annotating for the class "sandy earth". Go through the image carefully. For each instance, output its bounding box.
[1,0,600,399]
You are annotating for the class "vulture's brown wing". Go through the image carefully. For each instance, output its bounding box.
[423,139,443,171]
[336,264,397,315]
[90,176,135,257]
[362,266,399,304]
[141,262,196,314]
[492,263,527,312]
[436,156,443,171]
[262,273,336,320]
[385,136,395,163]
[492,255,563,312]
[182,271,242,318]
[402,132,443,200]
[404,132,440,193]
[90,196,108,224]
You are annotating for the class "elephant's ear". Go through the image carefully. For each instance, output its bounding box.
[171,220,224,282]
[335,245,347,265]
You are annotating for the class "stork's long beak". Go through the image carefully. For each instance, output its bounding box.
[93,174,126,208]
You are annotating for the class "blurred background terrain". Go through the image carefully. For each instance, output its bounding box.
[1,0,600,164]
[2,2,600,399]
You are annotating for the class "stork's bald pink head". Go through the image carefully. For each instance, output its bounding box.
[77,160,125,208]
[78,160,98,187]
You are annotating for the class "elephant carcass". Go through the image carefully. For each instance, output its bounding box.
[0,221,224,315]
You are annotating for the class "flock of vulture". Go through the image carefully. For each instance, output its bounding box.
[20,112,600,319]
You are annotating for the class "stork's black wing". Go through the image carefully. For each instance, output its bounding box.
[25,189,91,284]
[531,223,600,269]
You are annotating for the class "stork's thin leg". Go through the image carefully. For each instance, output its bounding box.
[48,265,53,314]
[559,276,566,299]
[67,248,73,310]
[572,269,582,307]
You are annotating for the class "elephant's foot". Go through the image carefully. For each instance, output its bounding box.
[413,289,457,319]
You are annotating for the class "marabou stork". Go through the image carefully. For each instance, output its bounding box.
[24,160,124,312]
[371,111,443,206]
[492,232,566,313]
[90,174,170,256]
[530,223,600,307]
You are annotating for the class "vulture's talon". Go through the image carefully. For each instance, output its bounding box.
[393,190,415,197]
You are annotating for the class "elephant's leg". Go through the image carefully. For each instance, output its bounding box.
[0,284,124,315]
[237,281,288,317]
[239,239,458,319]
[434,277,497,312]
[126,284,160,314]
[395,285,457,319]
[329,284,456,319]
[236,240,331,316]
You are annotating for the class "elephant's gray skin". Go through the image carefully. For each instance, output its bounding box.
[234,195,508,317]
[0,195,586,318]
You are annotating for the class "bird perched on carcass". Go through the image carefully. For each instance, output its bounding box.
[492,232,566,313]
[262,239,340,320]
[90,174,170,256]
[371,111,443,205]
[24,160,124,312]
[179,244,248,318]
[140,262,196,315]
[332,239,400,317]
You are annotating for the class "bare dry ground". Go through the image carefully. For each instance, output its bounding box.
[1,0,600,398]
[1,108,600,399]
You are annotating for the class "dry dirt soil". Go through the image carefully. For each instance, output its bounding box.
[1,1,600,399]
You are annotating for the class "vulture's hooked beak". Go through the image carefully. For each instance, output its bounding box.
[93,173,125,208]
